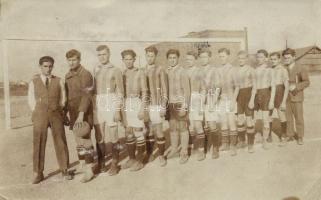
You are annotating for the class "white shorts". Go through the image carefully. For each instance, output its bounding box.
[189,92,204,121]
[204,104,218,122]
[149,105,164,124]
[125,97,144,128]
[217,99,236,115]
[94,93,118,126]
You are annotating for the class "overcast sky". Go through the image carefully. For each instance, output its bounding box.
[1,0,321,81]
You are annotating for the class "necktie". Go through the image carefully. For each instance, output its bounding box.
[45,77,49,89]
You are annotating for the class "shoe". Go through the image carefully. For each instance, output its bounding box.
[148,153,155,163]
[179,152,189,164]
[130,161,144,171]
[212,147,219,159]
[32,172,44,184]
[108,163,120,176]
[80,167,94,183]
[248,145,254,153]
[237,141,247,149]
[262,140,269,150]
[220,143,230,151]
[167,148,179,159]
[99,162,108,173]
[62,170,73,180]
[287,136,295,142]
[158,156,167,167]
[196,150,206,161]
[297,138,304,145]
[266,135,272,143]
[230,146,237,156]
[121,159,136,169]
[278,137,286,147]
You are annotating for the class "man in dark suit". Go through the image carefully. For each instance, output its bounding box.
[282,48,310,145]
[28,56,73,184]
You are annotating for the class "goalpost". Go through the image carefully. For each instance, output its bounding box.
[1,30,247,130]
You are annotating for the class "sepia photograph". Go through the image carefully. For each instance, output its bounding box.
[0,0,321,199]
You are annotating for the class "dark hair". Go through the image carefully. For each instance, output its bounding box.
[39,56,55,65]
[270,52,281,58]
[96,45,110,53]
[186,50,198,59]
[66,49,81,59]
[121,49,136,59]
[145,46,158,55]
[218,48,230,55]
[198,48,212,57]
[256,49,269,57]
[166,49,180,58]
[237,50,248,57]
[282,48,296,57]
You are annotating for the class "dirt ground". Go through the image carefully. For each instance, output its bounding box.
[0,75,320,200]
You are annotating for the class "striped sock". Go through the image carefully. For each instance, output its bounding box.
[197,132,206,151]
[146,135,155,155]
[156,137,166,156]
[237,125,246,142]
[126,137,136,159]
[246,126,255,145]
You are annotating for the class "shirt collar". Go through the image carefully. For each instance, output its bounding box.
[147,64,156,69]
[168,64,179,70]
[127,67,139,71]
[258,63,268,68]
[66,65,83,79]
[99,62,113,68]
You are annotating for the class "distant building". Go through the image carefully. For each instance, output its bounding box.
[293,45,321,73]
[152,29,248,67]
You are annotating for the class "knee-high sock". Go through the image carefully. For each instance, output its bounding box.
[247,126,255,145]
[136,139,146,162]
[146,135,155,155]
[281,122,287,138]
[211,128,220,148]
[196,132,206,151]
[180,131,189,153]
[170,131,179,150]
[111,142,119,164]
[126,137,136,160]
[84,147,94,164]
[156,137,166,156]
[221,129,229,144]
[237,125,246,142]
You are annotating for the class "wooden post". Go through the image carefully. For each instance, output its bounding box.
[2,39,11,130]
[244,27,249,52]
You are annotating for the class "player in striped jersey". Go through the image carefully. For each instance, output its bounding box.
[166,49,191,164]
[185,50,207,161]
[144,46,168,166]
[254,49,276,150]
[93,45,124,175]
[234,50,256,153]
[200,48,222,159]
[121,49,148,171]
[217,48,239,156]
[268,52,289,145]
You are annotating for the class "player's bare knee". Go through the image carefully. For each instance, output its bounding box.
[178,121,187,132]
[237,114,246,126]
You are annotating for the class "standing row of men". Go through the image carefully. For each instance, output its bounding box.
[28,45,309,184]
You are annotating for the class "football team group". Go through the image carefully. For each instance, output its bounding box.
[28,44,310,184]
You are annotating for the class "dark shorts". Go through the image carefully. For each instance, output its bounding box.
[254,88,271,111]
[167,103,188,121]
[274,84,285,109]
[237,87,254,116]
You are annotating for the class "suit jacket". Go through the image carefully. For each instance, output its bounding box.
[287,63,310,102]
